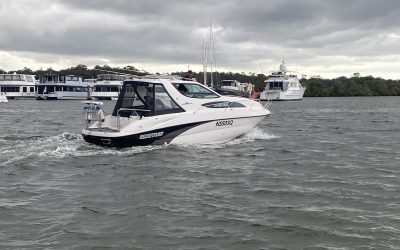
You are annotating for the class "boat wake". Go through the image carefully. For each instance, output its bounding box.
[176,127,277,150]
[0,128,276,165]
[0,132,162,166]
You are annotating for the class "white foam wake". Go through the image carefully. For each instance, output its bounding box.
[0,128,276,165]
[176,127,277,150]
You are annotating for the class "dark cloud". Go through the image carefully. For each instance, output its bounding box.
[0,0,400,78]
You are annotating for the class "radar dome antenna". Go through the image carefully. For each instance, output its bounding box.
[279,58,287,73]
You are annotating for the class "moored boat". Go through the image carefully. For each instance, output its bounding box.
[91,74,127,100]
[215,80,253,98]
[260,60,305,101]
[0,73,36,99]
[36,75,93,100]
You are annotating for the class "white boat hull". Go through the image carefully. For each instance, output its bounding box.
[170,115,265,144]
[91,92,119,100]
[260,88,305,101]
[36,92,89,100]
[82,115,267,147]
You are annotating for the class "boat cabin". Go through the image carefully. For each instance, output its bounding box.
[36,75,86,95]
[112,80,184,118]
[0,74,36,98]
[112,80,220,118]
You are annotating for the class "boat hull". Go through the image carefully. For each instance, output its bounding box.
[260,88,305,101]
[82,115,266,147]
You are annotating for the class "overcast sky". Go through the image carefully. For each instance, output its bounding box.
[1,0,399,79]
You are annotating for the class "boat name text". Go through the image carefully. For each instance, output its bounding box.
[139,131,164,140]
[216,120,233,126]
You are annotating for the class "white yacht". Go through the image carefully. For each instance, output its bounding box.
[0,73,36,99]
[36,75,92,100]
[82,76,270,147]
[91,74,126,100]
[260,60,305,101]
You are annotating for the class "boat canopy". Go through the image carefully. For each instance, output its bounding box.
[112,81,184,118]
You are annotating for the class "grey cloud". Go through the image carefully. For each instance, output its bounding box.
[0,0,400,78]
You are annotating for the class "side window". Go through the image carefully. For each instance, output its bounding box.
[173,83,219,98]
[202,101,246,108]
[154,85,183,115]
[26,76,34,82]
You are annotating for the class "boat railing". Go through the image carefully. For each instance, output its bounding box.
[83,104,105,130]
[116,108,151,131]
[140,74,182,80]
[264,99,272,109]
[85,110,104,129]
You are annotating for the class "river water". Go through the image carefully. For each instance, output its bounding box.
[1,97,400,249]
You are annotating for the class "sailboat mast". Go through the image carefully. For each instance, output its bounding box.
[202,39,207,86]
[209,19,213,88]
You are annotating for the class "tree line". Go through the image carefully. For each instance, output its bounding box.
[1,65,399,96]
[301,74,400,97]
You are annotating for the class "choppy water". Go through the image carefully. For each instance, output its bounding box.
[1,97,400,249]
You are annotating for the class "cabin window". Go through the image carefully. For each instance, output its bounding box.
[30,87,34,92]
[112,82,184,117]
[23,87,27,92]
[37,86,45,94]
[172,82,219,99]
[221,81,234,87]
[0,76,4,81]
[26,76,34,82]
[269,82,283,90]
[202,101,246,108]
[2,86,19,92]
[5,75,12,80]
[154,85,182,115]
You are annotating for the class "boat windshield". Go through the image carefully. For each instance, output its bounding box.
[172,82,219,98]
[220,80,235,87]
[112,81,184,117]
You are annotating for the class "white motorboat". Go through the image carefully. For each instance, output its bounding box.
[0,92,8,102]
[216,80,253,98]
[0,73,36,99]
[260,60,305,101]
[91,74,127,100]
[36,75,92,100]
[82,76,270,147]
